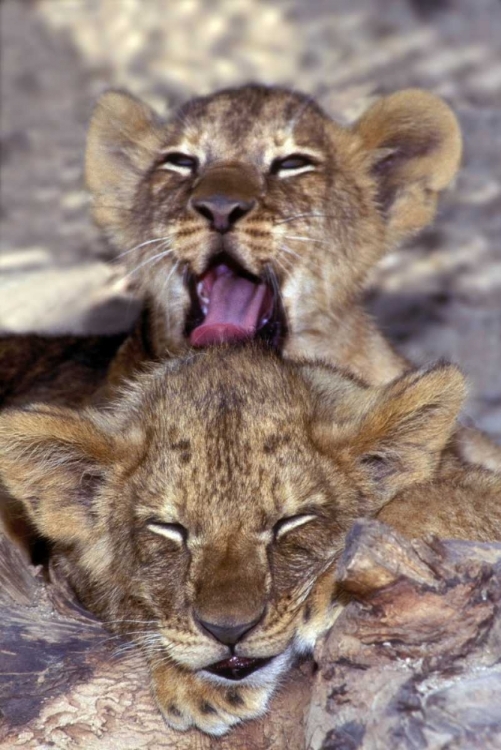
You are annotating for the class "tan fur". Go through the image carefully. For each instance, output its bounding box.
[85,84,461,383]
[1,346,499,735]
[0,333,128,545]
[85,84,501,470]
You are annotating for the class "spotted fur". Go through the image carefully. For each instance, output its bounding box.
[3,345,498,736]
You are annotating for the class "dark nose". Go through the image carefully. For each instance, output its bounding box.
[197,614,262,646]
[191,195,255,233]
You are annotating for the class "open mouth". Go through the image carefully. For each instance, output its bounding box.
[185,256,286,350]
[204,655,273,681]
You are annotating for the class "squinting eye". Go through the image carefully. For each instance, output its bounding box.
[160,152,198,172]
[146,520,188,544]
[270,154,315,176]
[273,514,317,540]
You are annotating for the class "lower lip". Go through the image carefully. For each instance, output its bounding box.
[204,656,272,681]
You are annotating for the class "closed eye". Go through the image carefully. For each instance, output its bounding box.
[273,514,317,540]
[159,152,198,175]
[146,520,188,544]
[270,154,316,178]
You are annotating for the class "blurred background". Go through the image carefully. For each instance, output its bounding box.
[1,0,501,438]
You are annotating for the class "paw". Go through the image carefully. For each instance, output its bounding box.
[151,664,269,736]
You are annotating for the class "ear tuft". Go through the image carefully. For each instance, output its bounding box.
[357,363,465,500]
[310,363,466,507]
[354,89,462,243]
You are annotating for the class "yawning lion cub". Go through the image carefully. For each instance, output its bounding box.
[86,83,501,469]
[1,346,499,736]
[86,84,460,383]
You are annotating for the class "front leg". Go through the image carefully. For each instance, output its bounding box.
[151,661,271,736]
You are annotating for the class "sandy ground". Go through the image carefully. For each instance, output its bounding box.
[1,0,501,438]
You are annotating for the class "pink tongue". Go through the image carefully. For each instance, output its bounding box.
[190,266,270,347]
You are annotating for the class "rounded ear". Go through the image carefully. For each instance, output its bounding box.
[0,406,116,544]
[353,89,462,244]
[309,363,466,507]
[85,89,163,234]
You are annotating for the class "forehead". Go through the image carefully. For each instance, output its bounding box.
[134,392,314,525]
[168,85,331,159]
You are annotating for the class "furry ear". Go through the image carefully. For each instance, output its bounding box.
[85,90,163,235]
[299,361,372,424]
[0,406,116,544]
[354,89,462,244]
[311,363,466,506]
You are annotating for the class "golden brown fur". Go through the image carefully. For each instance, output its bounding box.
[86,84,460,383]
[0,333,127,545]
[1,345,499,735]
[85,83,501,470]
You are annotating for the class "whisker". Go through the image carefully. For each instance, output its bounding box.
[91,204,144,214]
[146,641,199,661]
[110,648,149,666]
[162,260,181,348]
[265,264,289,332]
[112,642,141,657]
[280,243,324,274]
[123,248,173,279]
[274,256,293,277]
[162,259,180,293]
[274,213,335,225]
[100,629,158,643]
[111,632,164,660]
[148,654,176,670]
[111,646,143,660]
[280,245,302,261]
[283,234,330,245]
[114,236,175,262]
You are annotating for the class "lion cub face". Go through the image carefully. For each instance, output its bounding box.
[86,85,461,359]
[0,347,463,732]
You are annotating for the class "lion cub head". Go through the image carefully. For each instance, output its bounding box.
[86,84,461,358]
[0,347,464,727]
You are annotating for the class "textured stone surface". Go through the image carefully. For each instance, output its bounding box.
[308,521,501,750]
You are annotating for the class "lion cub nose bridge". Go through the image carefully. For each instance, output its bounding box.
[192,540,268,644]
[189,163,262,233]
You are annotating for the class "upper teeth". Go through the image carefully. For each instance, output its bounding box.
[197,281,209,314]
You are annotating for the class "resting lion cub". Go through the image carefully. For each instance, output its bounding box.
[1,346,499,736]
[86,83,460,383]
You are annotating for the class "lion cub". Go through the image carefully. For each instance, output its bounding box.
[86,83,461,384]
[1,346,499,736]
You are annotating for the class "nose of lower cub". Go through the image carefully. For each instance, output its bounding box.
[197,614,262,646]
